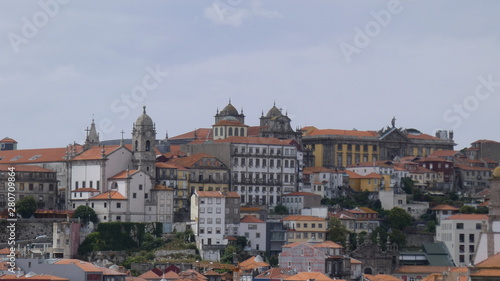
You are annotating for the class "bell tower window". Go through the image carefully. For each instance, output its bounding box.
[146,140,151,151]
[135,141,138,151]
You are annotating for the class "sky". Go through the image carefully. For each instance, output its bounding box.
[1,0,500,150]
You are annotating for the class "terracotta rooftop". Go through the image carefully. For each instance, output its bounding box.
[73,145,132,161]
[282,215,326,221]
[475,252,500,268]
[239,256,270,270]
[240,215,265,223]
[431,204,459,211]
[363,274,403,281]
[169,128,213,141]
[109,170,140,179]
[168,153,222,168]
[152,184,175,191]
[196,191,239,198]
[445,214,488,220]
[429,150,459,157]
[0,137,17,143]
[0,164,56,173]
[285,272,336,281]
[0,146,81,164]
[303,166,338,173]
[90,191,127,200]
[255,268,296,280]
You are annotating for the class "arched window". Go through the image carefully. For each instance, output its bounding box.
[240,128,244,136]
[146,140,151,151]
[228,127,233,136]
[235,128,239,136]
[134,140,138,151]
[364,268,373,275]
[214,127,218,136]
[111,182,118,189]
[220,128,224,136]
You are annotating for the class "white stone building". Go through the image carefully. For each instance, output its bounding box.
[435,213,488,266]
[239,215,267,252]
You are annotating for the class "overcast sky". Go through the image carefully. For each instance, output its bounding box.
[2,1,500,150]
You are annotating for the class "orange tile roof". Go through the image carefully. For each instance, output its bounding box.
[344,170,362,179]
[170,128,213,141]
[351,258,362,264]
[241,215,265,223]
[0,146,82,164]
[470,269,500,276]
[282,192,321,197]
[247,126,261,137]
[357,207,378,213]
[285,272,335,281]
[73,145,132,161]
[348,161,393,168]
[255,268,296,280]
[0,164,56,173]
[90,191,127,200]
[54,259,102,273]
[282,215,325,221]
[239,256,270,269]
[472,139,500,144]
[214,136,293,146]
[109,170,139,179]
[475,252,500,268]
[196,191,239,198]
[393,266,458,274]
[0,137,17,143]
[445,214,488,220]
[456,164,492,171]
[168,153,221,168]
[71,187,100,193]
[0,248,11,255]
[204,270,221,276]
[431,204,459,211]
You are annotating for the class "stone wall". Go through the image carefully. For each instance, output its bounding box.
[0,219,65,244]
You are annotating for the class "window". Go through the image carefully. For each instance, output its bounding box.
[139,184,143,190]
[216,218,221,224]
[117,203,121,208]
[104,203,107,208]
[303,223,308,228]
[256,233,260,238]
[469,234,475,243]
[318,223,323,228]
[133,193,136,199]
[457,223,464,229]
[469,245,475,253]
[459,233,465,243]
[312,223,316,228]
[207,218,213,224]
[116,216,121,221]
[476,223,482,230]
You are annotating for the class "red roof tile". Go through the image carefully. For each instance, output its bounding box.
[445,214,488,220]
[71,187,100,193]
[170,129,213,141]
[109,170,139,179]
[282,215,325,221]
[431,204,459,211]
[0,146,83,164]
[90,191,127,200]
[73,145,131,161]
[282,192,321,197]
[241,215,265,223]
[0,164,56,173]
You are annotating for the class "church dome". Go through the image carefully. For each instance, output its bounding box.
[222,116,238,121]
[135,106,154,127]
[266,105,282,118]
[220,102,239,117]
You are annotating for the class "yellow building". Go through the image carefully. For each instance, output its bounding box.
[281,215,327,243]
[302,125,454,169]
[344,170,385,192]
[156,162,189,212]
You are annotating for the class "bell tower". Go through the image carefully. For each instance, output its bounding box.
[132,106,156,179]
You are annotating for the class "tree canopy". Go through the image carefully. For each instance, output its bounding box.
[327,217,349,246]
[387,207,413,231]
[73,205,98,225]
[16,196,37,218]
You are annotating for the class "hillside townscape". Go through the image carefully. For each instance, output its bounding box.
[1,100,500,281]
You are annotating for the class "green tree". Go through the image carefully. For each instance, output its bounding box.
[387,207,413,231]
[327,217,349,246]
[401,177,414,194]
[16,196,37,218]
[274,204,288,215]
[459,205,475,214]
[389,229,406,247]
[73,205,98,225]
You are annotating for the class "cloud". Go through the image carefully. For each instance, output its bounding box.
[204,0,282,27]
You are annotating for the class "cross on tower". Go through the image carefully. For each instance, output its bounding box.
[85,127,90,137]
